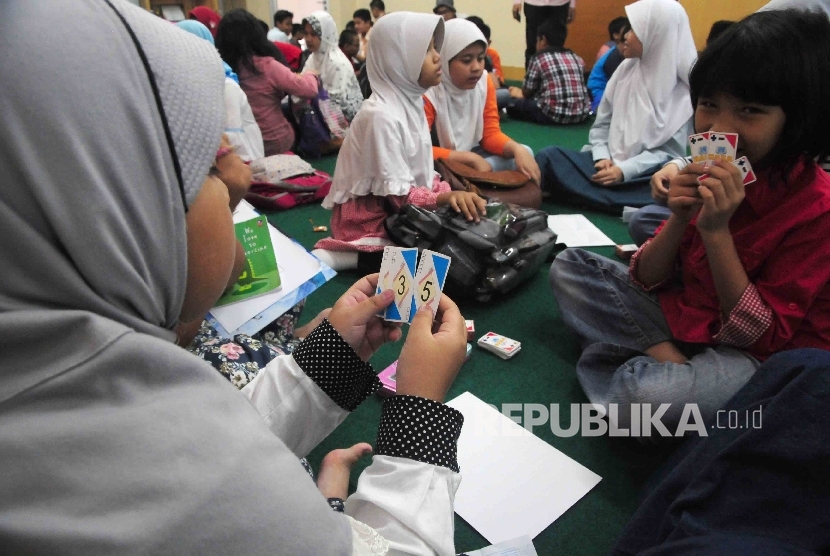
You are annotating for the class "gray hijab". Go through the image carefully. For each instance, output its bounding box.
[0,1,350,553]
[760,0,830,15]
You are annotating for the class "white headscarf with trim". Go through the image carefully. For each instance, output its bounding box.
[603,0,697,162]
[424,18,488,152]
[323,12,445,208]
[302,10,364,121]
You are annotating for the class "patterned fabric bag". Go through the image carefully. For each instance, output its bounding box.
[249,153,315,184]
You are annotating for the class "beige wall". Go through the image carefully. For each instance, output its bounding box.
[678,0,767,50]
[244,0,273,25]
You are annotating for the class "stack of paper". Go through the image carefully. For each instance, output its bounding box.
[547,214,615,247]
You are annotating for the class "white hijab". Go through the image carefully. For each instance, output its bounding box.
[302,11,364,122]
[603,0,697,162]
[424,18,488,152]
[324,12,445,208]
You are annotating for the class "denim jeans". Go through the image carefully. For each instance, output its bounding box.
[472,144,533,172]
[628,204,673,246]
[549,248,760,433]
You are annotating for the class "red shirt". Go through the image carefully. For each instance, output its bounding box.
[649,159,830,361]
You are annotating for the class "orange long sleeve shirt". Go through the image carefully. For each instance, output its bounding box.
[424,78,512,160]
[488,47,505,85]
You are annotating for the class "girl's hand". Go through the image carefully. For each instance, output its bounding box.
[593,159,613,171]
[650,162,680,202]
[437,191,488,222]
[668,164,706,222]
[326,274,403,361]
[395,295,468,403]
[591,163,624,186]
[316,443,373,500]
[508,86,524,99]
[695,159,745,233]
[450,150,492,173]
[513,147,541,184]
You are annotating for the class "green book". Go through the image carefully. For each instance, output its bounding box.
[214,216,281,307]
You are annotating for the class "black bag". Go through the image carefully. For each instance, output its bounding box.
[385,201,559,302]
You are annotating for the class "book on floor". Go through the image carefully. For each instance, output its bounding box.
[214,215,282,307]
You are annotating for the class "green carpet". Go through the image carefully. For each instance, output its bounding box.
[265,119,675,555]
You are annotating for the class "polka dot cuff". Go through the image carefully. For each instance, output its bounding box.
[376,395,464,473]
[293,319,381,412]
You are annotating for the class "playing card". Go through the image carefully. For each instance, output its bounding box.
[411,250,451,322]
[477,332,522,360]
[377,246,418,322]
[709,132,738,165]
[688,132,711,165]
[376,247,394,315]
[734,156,757,186]
[698,155,757,187]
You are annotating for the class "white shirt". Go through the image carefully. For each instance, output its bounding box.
[267,27,290,43]
[244,353,461,555]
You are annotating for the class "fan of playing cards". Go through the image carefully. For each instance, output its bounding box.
[376,246,451,323]
[689,132,757,186]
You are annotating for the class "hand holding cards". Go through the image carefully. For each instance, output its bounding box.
[376,246,451,323]
[689,132,756,186]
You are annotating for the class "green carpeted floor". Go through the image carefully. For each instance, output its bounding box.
[264,119,676,555]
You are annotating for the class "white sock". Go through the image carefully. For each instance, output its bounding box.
[312,249,359,271]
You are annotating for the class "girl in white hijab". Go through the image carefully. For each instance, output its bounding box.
[302,10,364,122]
[536,0,696,213]
[0,2,470,554]
[424,18,541,183]
[313,12,486,271]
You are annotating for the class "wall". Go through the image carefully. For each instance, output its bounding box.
[679,0,767,49]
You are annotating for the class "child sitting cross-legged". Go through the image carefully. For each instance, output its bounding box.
[312,12,485,272]
[424,18,541,182]
[506,18,591,126]
[549,7,830,436]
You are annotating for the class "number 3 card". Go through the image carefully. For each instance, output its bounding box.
[377,246,418,323]
[377,247,451,324]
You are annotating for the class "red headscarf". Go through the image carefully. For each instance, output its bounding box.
[188,6,221,37]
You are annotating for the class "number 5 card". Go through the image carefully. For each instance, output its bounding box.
[412,250,451,322]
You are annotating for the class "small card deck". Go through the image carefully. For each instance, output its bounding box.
[478,332,521,360]
[377,246,451,324]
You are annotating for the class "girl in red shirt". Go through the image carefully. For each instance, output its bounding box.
[549,8,830,436]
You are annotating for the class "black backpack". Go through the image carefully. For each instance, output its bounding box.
[385,201,559,302]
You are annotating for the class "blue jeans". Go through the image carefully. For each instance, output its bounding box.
[628,204,672,246]
[496,87,511,110]
[549,248,760,433]
[472,144,534,172]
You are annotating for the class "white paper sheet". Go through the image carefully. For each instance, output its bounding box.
[460,535,538,556]
[209,201,322,333]
[547,214,615,247]
[447,392,602,546]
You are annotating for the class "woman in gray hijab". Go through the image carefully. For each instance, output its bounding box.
[0,2,468,554]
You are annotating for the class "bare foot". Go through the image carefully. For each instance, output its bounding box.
[644,341,688,364]
[295,308,332,339]
[316,442,373,500]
